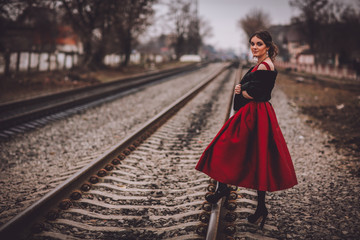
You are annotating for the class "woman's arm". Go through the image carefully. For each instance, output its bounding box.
[242,90,254,99]
[235,84,253,99]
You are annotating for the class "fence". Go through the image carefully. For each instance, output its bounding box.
[276,60,358,81]
[0,51,164,75]
[103,52,143,66]
[0,51,79,75]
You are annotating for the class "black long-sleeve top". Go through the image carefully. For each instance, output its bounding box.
[233,67,277,111]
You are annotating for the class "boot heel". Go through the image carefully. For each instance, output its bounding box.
[222,192,230,206]
[259,214,267,229]
[247,208,268,229]
[205,183,230,204]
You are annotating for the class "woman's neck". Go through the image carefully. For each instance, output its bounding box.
[257,55,268,64]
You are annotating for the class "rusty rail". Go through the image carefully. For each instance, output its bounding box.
[205,63,242,240]
[0,62,232,240]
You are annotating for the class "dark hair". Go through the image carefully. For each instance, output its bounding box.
[249,30,278,61]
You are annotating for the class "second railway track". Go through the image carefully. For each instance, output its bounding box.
[0,63,205,136]
[1,62,236,239]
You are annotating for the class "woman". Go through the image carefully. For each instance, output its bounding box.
[195,30,297,229]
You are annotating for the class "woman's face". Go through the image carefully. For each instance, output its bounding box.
[250,36,269,59]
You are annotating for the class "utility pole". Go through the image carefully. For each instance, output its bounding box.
[195,0,198,19]
[194,0,199,54]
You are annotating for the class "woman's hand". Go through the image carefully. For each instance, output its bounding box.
[234,84,241,94]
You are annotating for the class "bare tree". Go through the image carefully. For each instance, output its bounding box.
[290,0,360,65]
[0,0,58,76]
[238,8,271,41]
[167,0,192,58]
[166,0,205,58]
[290,0,328,53]
[59,0,156,68]
[1,0,18,76]
[111,0,156,67]
[186,18,201,54]
[199,16,213,42]
[0,0,30,20]
[1,0,32,75]
[60,0,107,69]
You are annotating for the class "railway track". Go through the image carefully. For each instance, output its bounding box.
[1,63,282,240]
[0,62,234,239]
[0,63,205,138]
[202,66,279,240]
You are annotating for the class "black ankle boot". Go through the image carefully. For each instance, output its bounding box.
[247,207,268,229]
[248,191,268,229]
[205,182,230,204]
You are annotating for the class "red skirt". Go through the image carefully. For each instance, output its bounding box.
[195,101,297,192]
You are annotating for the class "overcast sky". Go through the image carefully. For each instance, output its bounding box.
[147,0,358,55]
[198,0,297,53]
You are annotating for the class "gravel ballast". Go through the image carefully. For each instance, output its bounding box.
[265,87,360,239]
[30,65,236,240]
[0,65,359,239]
[0,63,226,225]
[234,75,360,239]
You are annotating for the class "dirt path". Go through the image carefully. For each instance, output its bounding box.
[275,71,360,176]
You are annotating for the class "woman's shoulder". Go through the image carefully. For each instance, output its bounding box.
[258,60,275,71]
[251,66,278,82]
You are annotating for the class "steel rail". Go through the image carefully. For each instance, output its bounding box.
[205,63,242,240]
[0,63,206,131]
[0,62,232,240]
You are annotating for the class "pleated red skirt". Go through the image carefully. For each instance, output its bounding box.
[195,101,298,192]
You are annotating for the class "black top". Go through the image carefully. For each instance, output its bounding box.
[233,67,277,111]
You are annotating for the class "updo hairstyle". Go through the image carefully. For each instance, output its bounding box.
[249,30,278,61]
